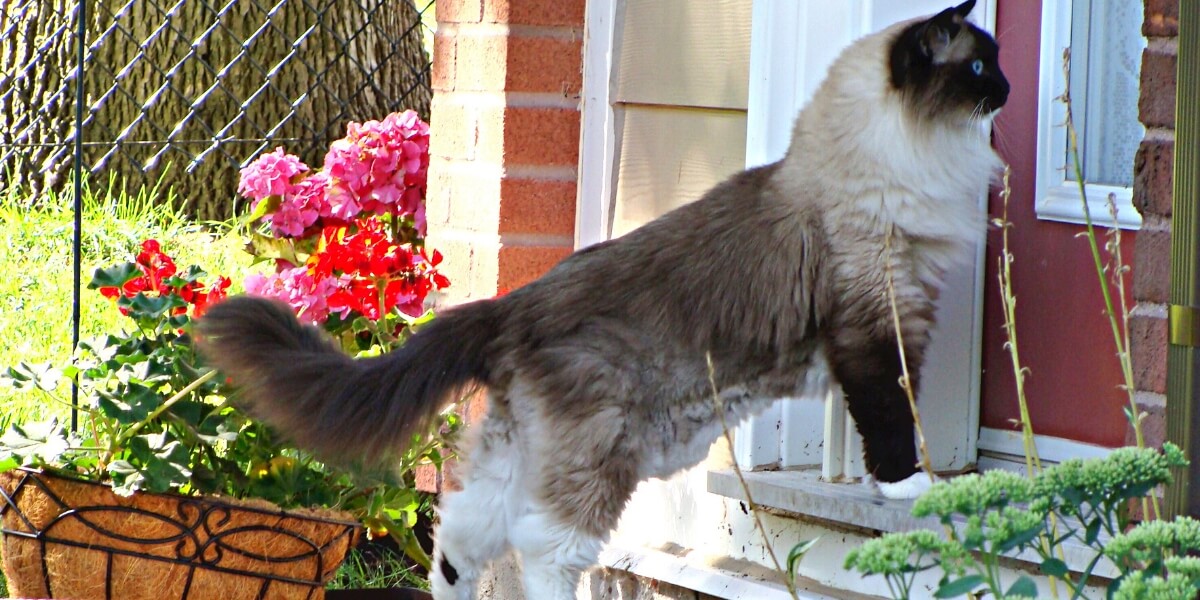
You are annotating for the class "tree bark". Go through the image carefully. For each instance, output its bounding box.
[1,0,432,220]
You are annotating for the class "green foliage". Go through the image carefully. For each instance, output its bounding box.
[0,209,459,573]
[846,444,1192,599]
[786,538,820,588]
[0,175,248,422]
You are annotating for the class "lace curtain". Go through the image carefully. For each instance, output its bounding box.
[1067,0,1146,187]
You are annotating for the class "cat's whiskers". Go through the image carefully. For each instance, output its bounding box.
[994,23,1018,43]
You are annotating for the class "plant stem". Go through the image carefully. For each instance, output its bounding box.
[881,227,936,482]
[995,166,1042,477]
[110,370,218,453]
[705,353,800,600]
[1059,49,1157,520]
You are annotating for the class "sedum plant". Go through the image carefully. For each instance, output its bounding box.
[846,443,1194,599]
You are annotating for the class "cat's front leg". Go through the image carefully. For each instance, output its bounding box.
[828,337,931,499]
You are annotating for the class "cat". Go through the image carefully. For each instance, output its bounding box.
[196,2,1008,598]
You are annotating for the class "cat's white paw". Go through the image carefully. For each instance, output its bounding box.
[876,472,939,500]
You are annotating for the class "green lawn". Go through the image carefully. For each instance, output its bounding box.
[0,177,255,422]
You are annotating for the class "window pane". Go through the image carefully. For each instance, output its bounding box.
[1066,0,1145,187]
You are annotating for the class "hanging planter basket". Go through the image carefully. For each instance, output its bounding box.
[0,468,360,600]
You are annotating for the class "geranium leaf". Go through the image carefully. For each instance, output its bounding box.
[247,195,282,222]
[0,456,20,473]
[246,231,302,266]
[96,384,158,423]
[88,262,140,289]
[0,420,69,465]
[3,362,63,391]
[106,460,143,497]
[119,293,187,321]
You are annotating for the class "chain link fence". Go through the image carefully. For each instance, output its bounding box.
[1,0,435,219]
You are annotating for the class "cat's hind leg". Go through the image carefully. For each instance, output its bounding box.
[510,407,638,599]
[430,415,521,600]
[510,509,605,600]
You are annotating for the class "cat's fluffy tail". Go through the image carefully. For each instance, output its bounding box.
[196,295,497,462]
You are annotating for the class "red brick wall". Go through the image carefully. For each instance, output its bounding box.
[426,0,583,302]
[417,0,585,491]
[1130,0,1178,447]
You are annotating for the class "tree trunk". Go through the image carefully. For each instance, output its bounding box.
[1,0,432,220]
[1,0,77,194]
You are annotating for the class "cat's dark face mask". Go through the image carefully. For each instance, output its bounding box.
[888,0,1010,123]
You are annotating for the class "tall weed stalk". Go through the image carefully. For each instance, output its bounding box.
[1059,49,1156,519]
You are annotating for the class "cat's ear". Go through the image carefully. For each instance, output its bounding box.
[917,3,971,59]
[954,0,977,18]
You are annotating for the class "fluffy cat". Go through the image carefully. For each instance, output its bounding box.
[197,2,1008,598]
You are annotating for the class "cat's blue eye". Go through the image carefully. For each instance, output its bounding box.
[971,59,984,76]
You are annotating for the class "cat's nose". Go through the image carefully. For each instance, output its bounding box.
[991,89,1008,110]
[988,80,1010,111]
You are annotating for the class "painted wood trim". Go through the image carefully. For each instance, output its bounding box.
[977,427,1114,464]
[575,0,619,250]
[597,543,848,600]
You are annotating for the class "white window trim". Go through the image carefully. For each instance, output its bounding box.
[576,0,619,250]
[977,427,1114,473]
[1035,0,1142,230]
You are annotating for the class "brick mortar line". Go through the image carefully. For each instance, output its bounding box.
[500,233,574,247]
[429,229,502,245]
[432,160,578,182]
[1134,390,1167,408]
[505,164,578,181]
[1139,213,1172,230]
[436,91,581,109]
[437,22,583,41]
[1131,302,1168,317]
[1143,127,1176,140]
[435,159,505,177]
[1146,37,1178,53]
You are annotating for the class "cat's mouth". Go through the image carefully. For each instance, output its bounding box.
[975,96,1006,118]
[983,86,1010,113]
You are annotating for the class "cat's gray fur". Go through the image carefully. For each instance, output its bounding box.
[197,3,1007,597]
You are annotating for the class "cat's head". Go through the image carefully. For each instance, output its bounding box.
[888,0,1009,123]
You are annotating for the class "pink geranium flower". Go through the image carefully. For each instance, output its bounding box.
[244,267,342,324]
[266,172,330,238]
[237,147,308,201]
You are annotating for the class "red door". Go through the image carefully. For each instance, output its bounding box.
[981,0,1136,448]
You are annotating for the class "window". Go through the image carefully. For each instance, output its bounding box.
[1035,0,1145,230]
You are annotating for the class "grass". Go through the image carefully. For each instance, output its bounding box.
[0,174,255,422]
[328,545,429,590]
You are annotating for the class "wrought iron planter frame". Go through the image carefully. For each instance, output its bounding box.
[0,467,361,600]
